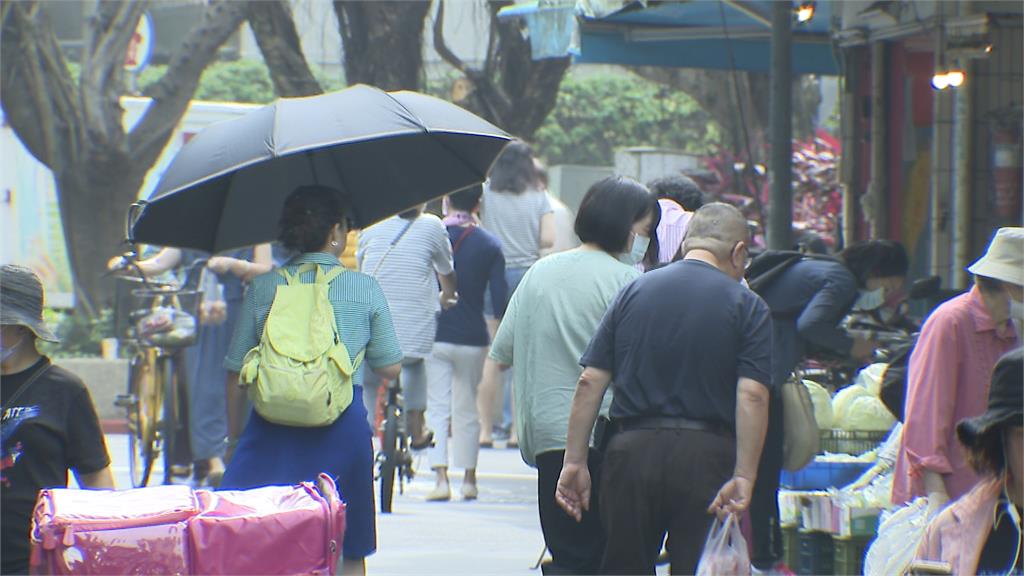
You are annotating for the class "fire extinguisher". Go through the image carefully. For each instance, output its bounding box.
[992,126,1022,220]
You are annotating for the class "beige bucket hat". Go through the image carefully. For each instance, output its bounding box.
[967,227,1024,286]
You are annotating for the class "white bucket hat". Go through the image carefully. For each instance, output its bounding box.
[967,227,1024,287]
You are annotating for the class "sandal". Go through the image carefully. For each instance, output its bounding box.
[426,482,451,502]
[410,430,435,451]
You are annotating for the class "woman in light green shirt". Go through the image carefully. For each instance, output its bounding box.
[489,176,659,575]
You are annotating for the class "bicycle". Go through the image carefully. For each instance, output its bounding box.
[111,252,206,487]
[373,374,415,513]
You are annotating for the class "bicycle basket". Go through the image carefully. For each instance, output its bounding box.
[130,287,202,349]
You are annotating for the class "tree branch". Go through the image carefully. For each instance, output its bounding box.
[432,0,468,75]
[0,1,82,170]
[247,0,322,98]
[483,0,504,80]
[130,0,247,166]
[80,1,147,147]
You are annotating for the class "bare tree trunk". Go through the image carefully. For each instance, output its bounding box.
[334,0,430,91]
[433,0,570,139]
[2,0,247,311]
[247,0,323,98]
[56,167,148,311]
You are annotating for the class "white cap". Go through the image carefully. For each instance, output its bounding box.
[967,227,1024,286]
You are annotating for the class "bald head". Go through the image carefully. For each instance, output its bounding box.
[682,202,749,261]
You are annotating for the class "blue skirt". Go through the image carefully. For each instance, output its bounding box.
[219,386,376,559]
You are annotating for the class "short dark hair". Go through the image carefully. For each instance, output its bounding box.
[838,240,909,287]
[574,176,657,254]
[449,185,483,212]
[963,427,1007,475]
[648,175,704,211]
[278,185,349,254]
[488,140,538,194]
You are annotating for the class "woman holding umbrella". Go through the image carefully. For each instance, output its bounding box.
[220,185,403,575]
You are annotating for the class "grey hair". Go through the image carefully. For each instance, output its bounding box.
[681,202,749,261]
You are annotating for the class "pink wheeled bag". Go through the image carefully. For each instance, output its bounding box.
[30,484,199,575]
[30,474,346,575]
[189,474,346,575]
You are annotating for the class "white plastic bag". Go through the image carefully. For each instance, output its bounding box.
[863,497,936,576]
[696,514,751,576]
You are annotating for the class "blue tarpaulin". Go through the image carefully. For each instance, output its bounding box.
[498,0,839,75]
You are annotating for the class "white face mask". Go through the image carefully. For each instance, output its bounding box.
[1009,297,1024,321]
[620,233,650,266]
[0,333,24,363]
[854,286,885,311]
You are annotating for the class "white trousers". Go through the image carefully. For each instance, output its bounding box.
[426,342,487,471]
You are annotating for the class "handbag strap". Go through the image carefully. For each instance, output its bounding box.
[368,218,416,277]
[2,358,52,414]
[452,225,476,255]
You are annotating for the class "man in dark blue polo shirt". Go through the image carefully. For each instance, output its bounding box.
[556,203,773,575]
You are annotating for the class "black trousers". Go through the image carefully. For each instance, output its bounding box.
[750,386,784,569]
[599,428,735,575]
[536,449,605,575]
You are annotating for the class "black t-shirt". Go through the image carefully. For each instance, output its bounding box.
[1,357,110,575]
[977,496,1023,575]
[580,259,773,427]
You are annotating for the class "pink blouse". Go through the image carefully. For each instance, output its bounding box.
[892,286,1018,504]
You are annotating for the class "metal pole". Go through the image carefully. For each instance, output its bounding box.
[952,0,973,290]
[840,48,862,248]
[869,43,888,238]
[768,0,793,250]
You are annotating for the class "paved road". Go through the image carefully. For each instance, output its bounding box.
[97,435,547,575]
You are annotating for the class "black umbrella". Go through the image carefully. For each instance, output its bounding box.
[130,84,510,253]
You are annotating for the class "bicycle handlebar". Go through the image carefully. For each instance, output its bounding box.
[110,252,209,294]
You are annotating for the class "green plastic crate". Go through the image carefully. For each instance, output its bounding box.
[833,535,873,575]
[782,526,800,571]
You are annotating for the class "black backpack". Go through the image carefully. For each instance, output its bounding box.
[879,339,915,422]
[745,250,840,294]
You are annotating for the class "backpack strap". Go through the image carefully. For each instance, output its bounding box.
[279,263,330,285]
[317,266,346,285]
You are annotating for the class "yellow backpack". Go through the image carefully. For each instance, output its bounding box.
[239,263,363,427]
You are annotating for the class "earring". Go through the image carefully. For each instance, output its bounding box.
[330,240,339,247]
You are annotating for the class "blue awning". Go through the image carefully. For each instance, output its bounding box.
[498,0,840,75]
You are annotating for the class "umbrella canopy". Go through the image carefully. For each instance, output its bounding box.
[131,84,510,253]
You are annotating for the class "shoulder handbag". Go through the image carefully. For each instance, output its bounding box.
[452,225,476,255]
[780,377,820,471]
[367,218,416,277]
[2,359,53,414]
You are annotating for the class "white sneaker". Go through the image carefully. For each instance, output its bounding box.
[461,483,478,501]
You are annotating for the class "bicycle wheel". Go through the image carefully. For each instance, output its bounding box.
[120,350,158,487]
[159,355,178,485]
[379,403,400,514]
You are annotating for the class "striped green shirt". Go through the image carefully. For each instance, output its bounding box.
[225,252,404,387]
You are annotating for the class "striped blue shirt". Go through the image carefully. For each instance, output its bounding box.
[356,214,454,358]
[224,252,404,387]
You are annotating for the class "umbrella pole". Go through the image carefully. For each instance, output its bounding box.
[306,151,320,184]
